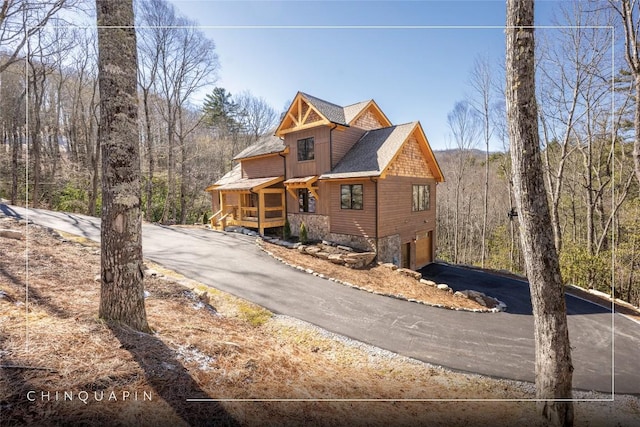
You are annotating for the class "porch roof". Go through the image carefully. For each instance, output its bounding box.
[214,175,283,192]
[284,176,318,185]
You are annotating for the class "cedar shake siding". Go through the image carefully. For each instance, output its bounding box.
[242,155,284,179]
[385,135,435,179]
[352,110,384,130]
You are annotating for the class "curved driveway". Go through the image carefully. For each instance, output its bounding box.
[2,203,639,395]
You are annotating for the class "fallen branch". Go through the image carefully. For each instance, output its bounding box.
[0,365,58,372]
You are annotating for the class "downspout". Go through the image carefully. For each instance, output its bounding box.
[329,123,338,170]
[370,176,379,257]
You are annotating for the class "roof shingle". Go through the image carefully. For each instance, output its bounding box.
[299,92,347,125]
[233,135,285,160]
[320,122,417,179]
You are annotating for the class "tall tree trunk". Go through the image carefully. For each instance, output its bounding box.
[506,1,574,425]
[635,74,640,186]
[11,126,19,204]
[142,89,154,222]
[96,0,150,333]
[482,131,489,268]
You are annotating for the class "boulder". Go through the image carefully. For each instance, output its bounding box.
[419,279,437,287]
[343,252,376,267]
[398,268,422,280]
[0,229,23,240]
[304,246,322,255]
[328,254,344,264]
[458,290,485,300]
[315,251,331,260]
[380,262,398,271]
[337,245,354,252]
[343,258,365,269]
[437,284,451,292]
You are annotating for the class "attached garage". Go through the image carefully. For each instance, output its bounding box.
[415,231,433,268]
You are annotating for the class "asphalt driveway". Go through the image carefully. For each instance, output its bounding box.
[3,203,639,395]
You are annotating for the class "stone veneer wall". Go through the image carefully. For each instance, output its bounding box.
[376,234,402,266]
[288,215,402,267]
[287,213,329,242]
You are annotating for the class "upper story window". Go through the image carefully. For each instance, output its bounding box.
[298,189,316,213]
[412,184,430,211]
[341,184,363,210]
[297,137,314,161]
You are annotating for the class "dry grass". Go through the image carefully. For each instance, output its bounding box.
[1,217,638,426]
[259,241,490,311]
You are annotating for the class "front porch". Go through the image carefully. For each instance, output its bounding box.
[207,176,286,235]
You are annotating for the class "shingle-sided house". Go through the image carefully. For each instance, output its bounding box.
[205,91,444,269]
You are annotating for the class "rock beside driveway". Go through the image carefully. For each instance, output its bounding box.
[454,289,505,310]
[0,229,23,240]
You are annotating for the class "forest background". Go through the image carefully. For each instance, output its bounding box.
[1,0,638,308]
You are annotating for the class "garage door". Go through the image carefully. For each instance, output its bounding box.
[416,231,432,268]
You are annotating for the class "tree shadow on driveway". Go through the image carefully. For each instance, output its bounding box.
[109,325,239,426]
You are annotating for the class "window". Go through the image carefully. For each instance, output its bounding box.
[297,137,314,161]
[298,189,316,213]
[341,184,363,210]
[412,184,430,211]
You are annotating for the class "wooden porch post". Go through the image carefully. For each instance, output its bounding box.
[258,191,265,235]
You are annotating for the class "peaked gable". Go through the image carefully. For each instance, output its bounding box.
[275,92,340,136]
[345,100,392,130]
[320,121,444,182]
[275,92,392,137]
[320,123,416,179]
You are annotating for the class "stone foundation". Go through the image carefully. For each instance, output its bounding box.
[287,213,329,242]
[376,234,402,266]
[326,233,376,253]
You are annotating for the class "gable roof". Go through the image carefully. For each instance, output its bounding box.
[320,123,416,179]
[343,100,370,124]
[320,122,444,182]
[205,163,241,191]
[275,92,392,136]
[343,99,392,127]
[233,134,286,160]
[299,92,347,125]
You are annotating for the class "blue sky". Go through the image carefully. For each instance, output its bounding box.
[167,1,565,151]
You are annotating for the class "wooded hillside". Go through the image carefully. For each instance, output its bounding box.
[1,0,638,307]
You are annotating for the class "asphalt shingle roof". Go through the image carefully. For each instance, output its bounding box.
[233,135,285,160]
[320,122,417,179]
[342,100,370,124]
[299,92,347,125]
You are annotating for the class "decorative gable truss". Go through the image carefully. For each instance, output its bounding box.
[277,93,333,135]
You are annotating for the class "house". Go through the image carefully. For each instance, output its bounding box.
[205,91,444,269]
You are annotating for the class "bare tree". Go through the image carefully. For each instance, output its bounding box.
[610,0,640,187]
[447,100,480,264]
[137,0,218,223]
[506,0,574,425]
[469,54,495,268]
[96,0,150,332]
[235,90,278,141]
[0,0,76,74]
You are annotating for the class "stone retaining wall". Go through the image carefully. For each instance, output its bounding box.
[287,213,329,242]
